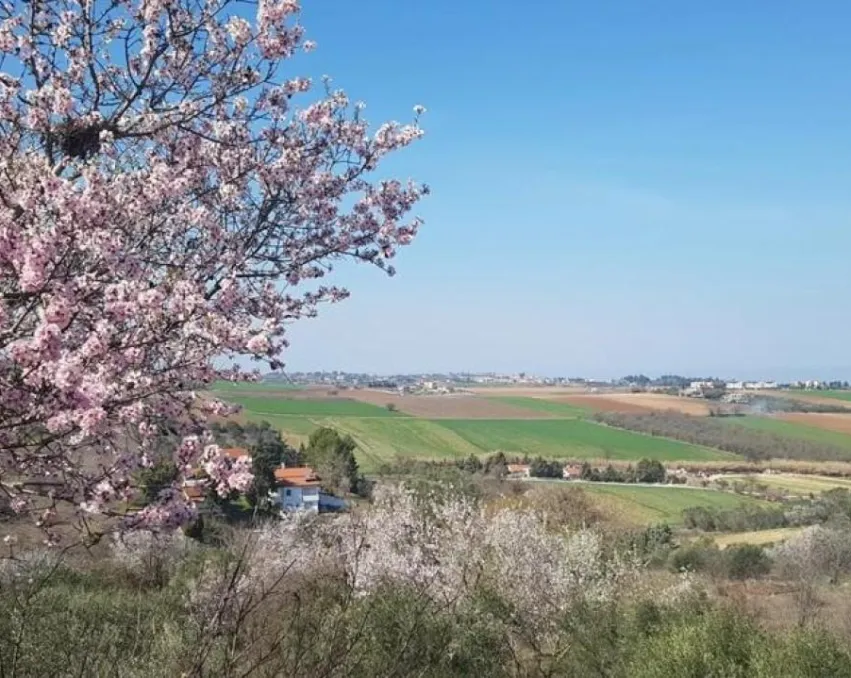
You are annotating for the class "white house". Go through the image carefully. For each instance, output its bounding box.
[273,466,321,512]
[272,466,347,513]
[506,464,531,479]
[562,464,583,480]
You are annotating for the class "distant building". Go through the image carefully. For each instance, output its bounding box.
[272,466,346,513]
[689,381,714,390]
[743,381,778,390]
[562,464,583,480]
[222,447,251,460]
[506,464,531,479]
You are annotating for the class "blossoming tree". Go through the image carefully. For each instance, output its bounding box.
[0,0,426,537]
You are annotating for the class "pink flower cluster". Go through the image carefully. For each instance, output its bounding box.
[200,445,254,497]
[0,0,426,530]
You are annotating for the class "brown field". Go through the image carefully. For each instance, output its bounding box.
[779,412,851,435]
[467,386,593,397]
[544,392,711,415]
[347,389,555,419]
[606,393,712,415]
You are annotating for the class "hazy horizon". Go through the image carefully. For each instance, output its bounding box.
[269,361,851,385]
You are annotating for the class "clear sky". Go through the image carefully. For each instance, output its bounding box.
[280,0,851,381]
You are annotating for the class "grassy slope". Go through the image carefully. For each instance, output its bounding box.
[437,419,735,461]
[486,396,590,417]
[326,418,484,472]
[228,409,482,472]
[220,394,402,417]
[579,484,767,525]
[725,416,851,450]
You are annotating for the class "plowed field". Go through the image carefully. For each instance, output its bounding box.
[546,393,711,415]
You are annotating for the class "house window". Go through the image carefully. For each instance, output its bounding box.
[285,489,291,496]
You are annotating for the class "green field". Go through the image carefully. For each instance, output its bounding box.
[219,387,741,469]
[783,389,851,402]
[487,396,590,418]
[212,381,303,392]
[231,414,734,469]
[438,419,734,461]
[321,418,485,471]
[222,394,402,418]
[578,484,767,525]
[725,416,851,450]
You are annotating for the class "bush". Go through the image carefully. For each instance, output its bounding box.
[636,458,666,484]
[668,540,722,574]
[725,544,771,580]
[628,609,760,678]
[529,456,563,478]
[682,505,787,532]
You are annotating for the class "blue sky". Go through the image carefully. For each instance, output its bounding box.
[280,0,851,380]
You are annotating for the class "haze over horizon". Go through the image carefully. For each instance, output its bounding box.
[281,1,851,379]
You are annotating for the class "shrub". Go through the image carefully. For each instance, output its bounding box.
[725,544,771,580]
[635,458,666,484]
[668,540,722,575]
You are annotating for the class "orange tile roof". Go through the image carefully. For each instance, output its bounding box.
[222,447,250,459]
[182,484,206,503]
[507,464,530,474]
[274,466,322,488]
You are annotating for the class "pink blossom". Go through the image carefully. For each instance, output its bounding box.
[226,17,252,46]
[78,407,107,436]
[246,333,270,354]
[10,497,28,514]
[0,0,425,530]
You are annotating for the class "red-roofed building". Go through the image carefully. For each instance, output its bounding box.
[182,482,206,504]
[562,464,583,480]
[506,463,531,479]
[271,466,347,513]
[222,447,250,460]
[273,466,322,487]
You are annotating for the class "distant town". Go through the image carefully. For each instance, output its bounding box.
[268,370,850,397]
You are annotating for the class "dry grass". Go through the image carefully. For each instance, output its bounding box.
[467,386,590,397]
[713,527,804,549]
[600,393,712,415]
[670,459,851,477]
[721,472,851,495]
